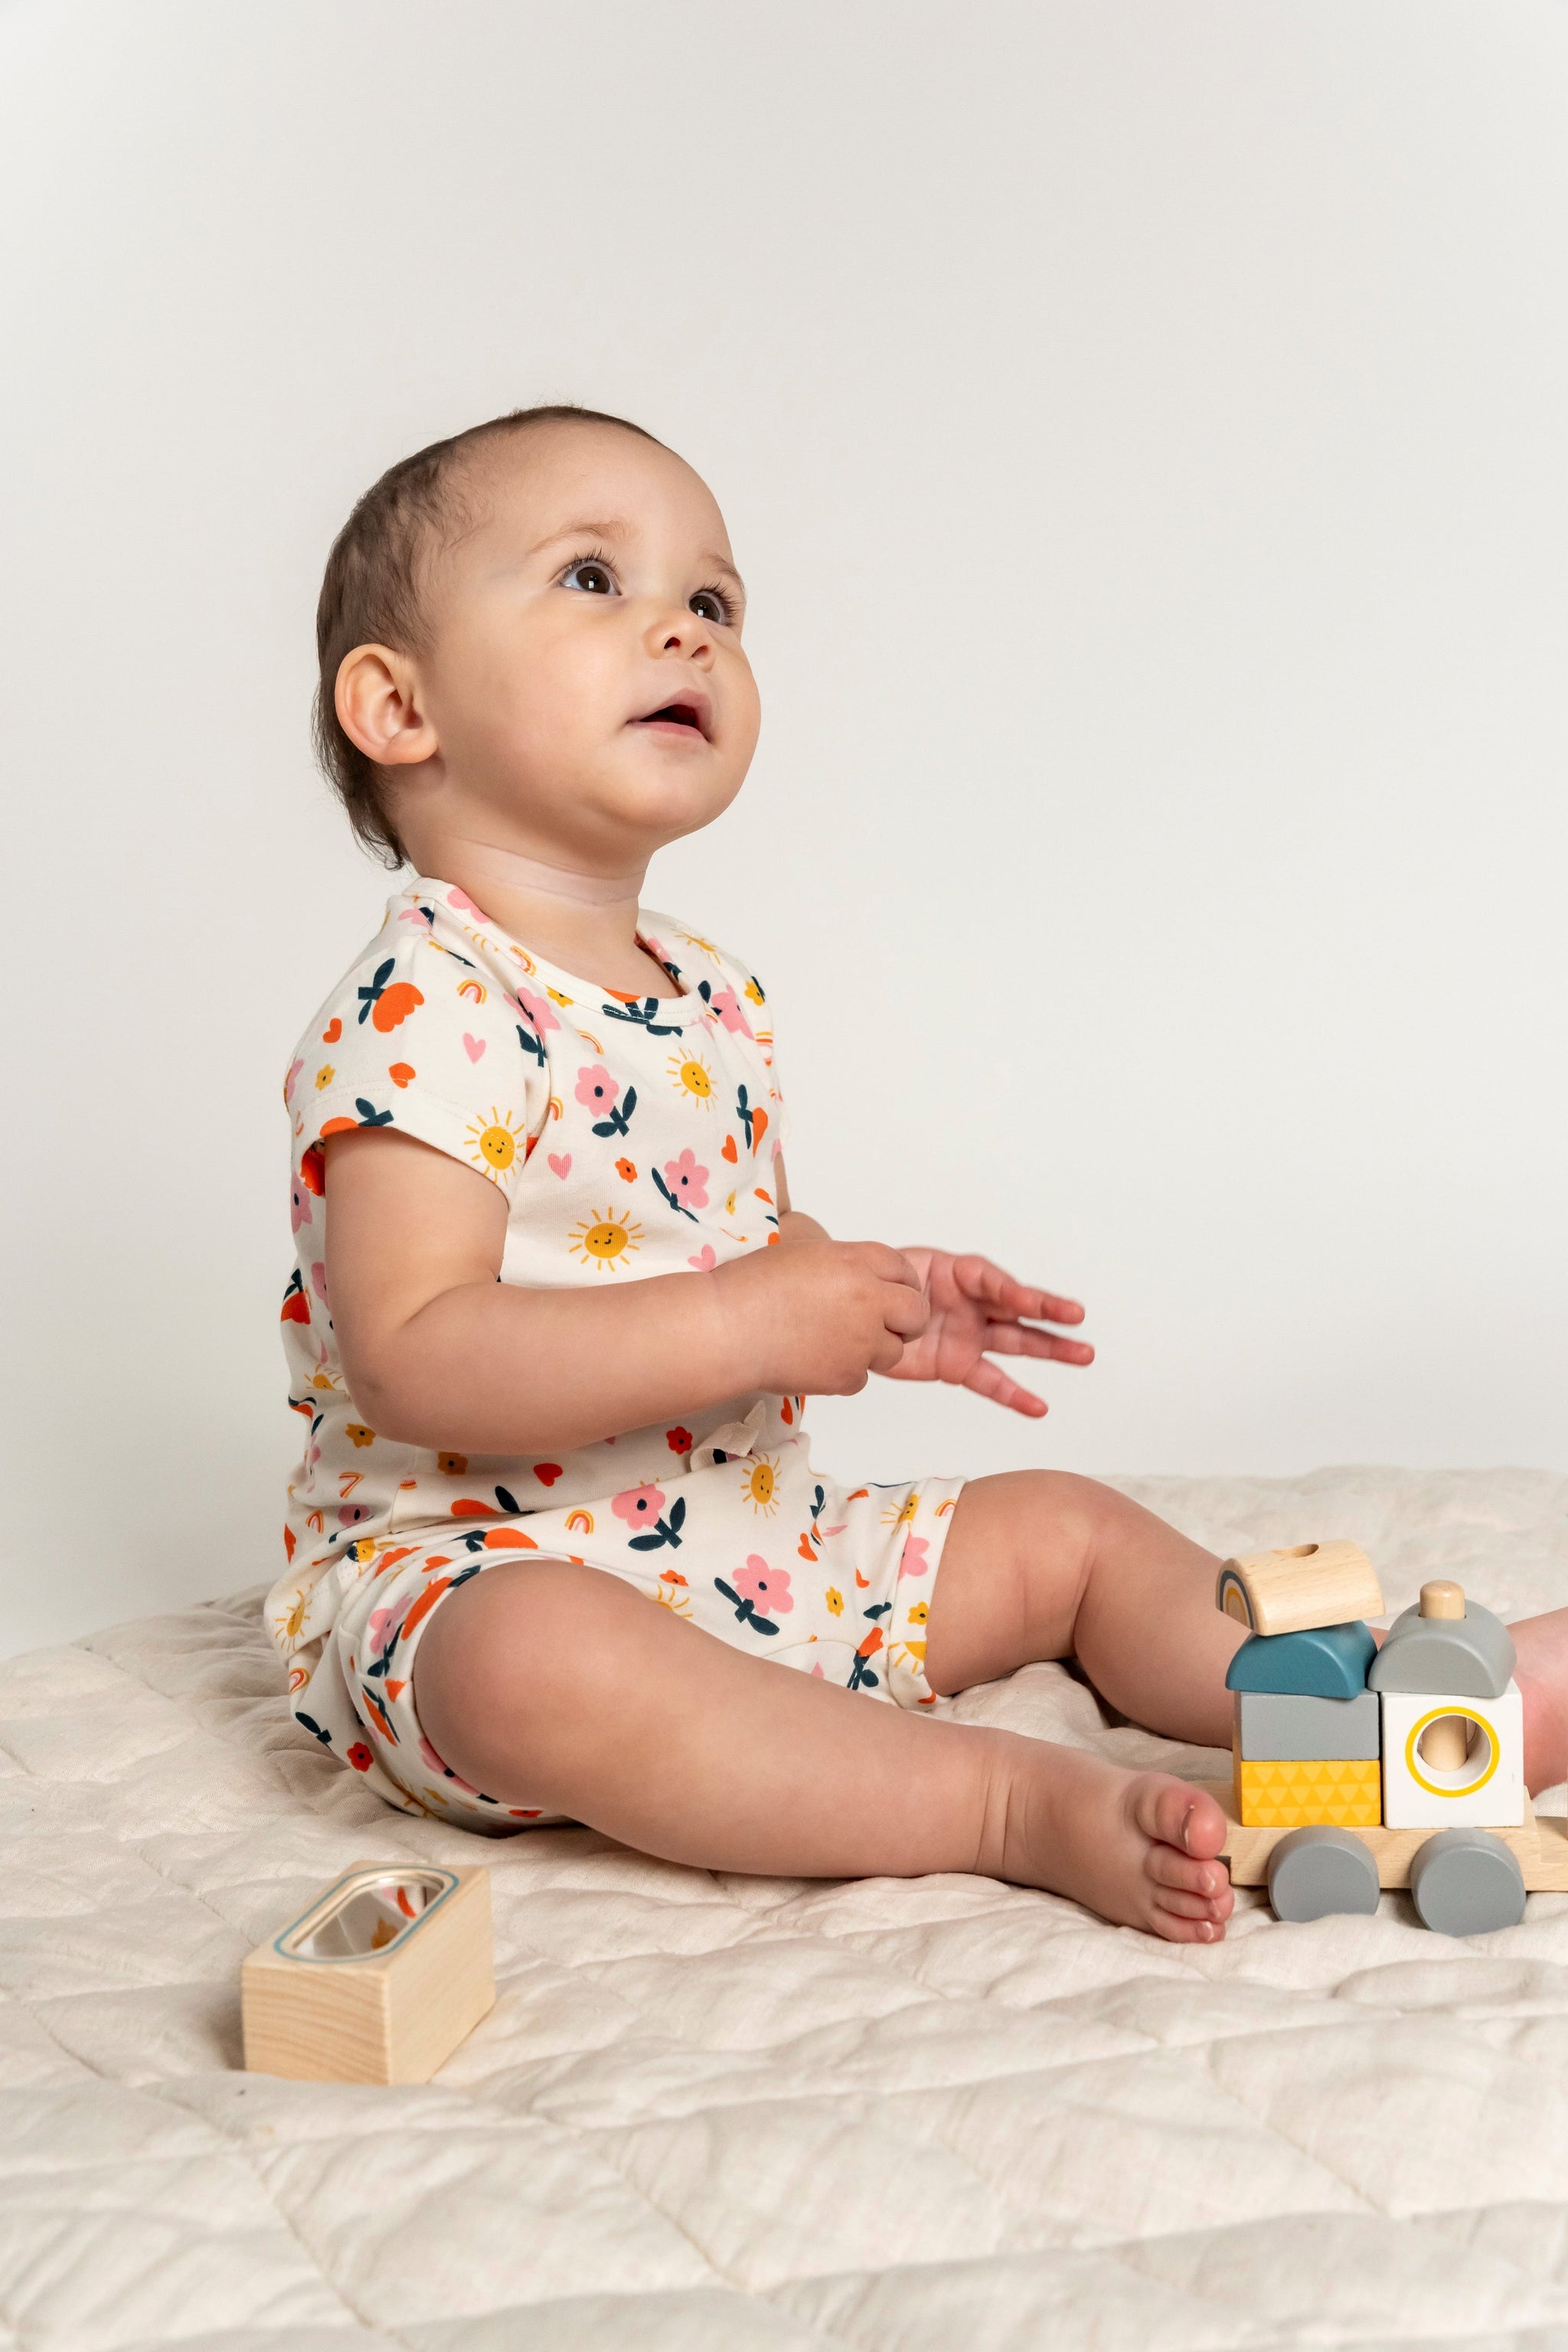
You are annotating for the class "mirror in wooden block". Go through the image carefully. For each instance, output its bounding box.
[242,1861,494,2085]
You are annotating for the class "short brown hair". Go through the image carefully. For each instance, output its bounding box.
[313,403,660,865]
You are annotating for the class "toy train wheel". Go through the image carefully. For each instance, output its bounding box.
[1266,1827,1380,1921]
[1409,1828,1526,1935]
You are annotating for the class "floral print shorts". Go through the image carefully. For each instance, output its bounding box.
[308,1437,967,1831]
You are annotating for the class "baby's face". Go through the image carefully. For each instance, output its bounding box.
[405,422,760,867]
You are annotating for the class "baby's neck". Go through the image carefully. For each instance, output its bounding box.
[429,836,676,999]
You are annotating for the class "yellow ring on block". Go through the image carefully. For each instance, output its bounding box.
[1404,1706,1500,1799]
[1216,1565,1256,1628]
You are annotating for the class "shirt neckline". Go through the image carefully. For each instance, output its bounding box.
[407,875,704,1026]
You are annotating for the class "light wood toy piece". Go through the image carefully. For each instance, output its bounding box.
[242,1861,494,2085]
[1216,1540,1383,1638]
[1200,1783,1568,1893]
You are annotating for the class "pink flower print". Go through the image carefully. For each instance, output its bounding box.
[366,1605,398,1655]
[612,1483,667,1530]
[733,1554,793,1615]
[310,1261,328,1302]
[709,985,754,1039]
[664,1148,710,1210]
[338,1501,373,1529]
[575,1063,619,1112]
[514,985,559,1034]
[446,887,486,918]
[397,903,433,929]
[898,1535,931,1579]
[290,1174,314,1231]
[283,1057,304,1107]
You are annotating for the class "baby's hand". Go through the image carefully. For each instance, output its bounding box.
[714,1238,929,1396]
[884,1250,1093,1417]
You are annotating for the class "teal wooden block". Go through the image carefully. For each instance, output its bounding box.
[1225,1619,1375,1699]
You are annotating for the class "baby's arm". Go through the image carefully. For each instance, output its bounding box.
[323,1128,928,1453]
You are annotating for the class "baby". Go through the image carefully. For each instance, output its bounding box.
[270,404,1568,1942]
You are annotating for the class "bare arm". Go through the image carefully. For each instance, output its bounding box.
[322,1130,926,1455]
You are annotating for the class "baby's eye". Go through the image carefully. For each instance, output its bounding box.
[689,588,733,626]
[560,558,619,596]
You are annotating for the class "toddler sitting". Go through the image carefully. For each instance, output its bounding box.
[269,404,1568,1940]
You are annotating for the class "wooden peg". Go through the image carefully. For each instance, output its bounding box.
[1419,1579,1465,1620]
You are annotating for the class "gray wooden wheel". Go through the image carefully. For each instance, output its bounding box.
[1409,1828,1526,1936]
[1266,1827,1380,1922]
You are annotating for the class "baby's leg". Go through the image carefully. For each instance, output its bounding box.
[926,1474,1568,1795]
[413,1559,1234,1941]
[924,1470,1245,1743]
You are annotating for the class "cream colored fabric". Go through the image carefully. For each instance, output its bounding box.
[5,1466,1568,2349]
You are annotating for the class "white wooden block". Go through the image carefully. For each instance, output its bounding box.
[1379,1682,1524,1831]
[242,1860,494,2084]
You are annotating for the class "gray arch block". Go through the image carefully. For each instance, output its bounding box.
[1409,1828,1527,1935]
[1266,1827,1381,1922]
[1367,1599,1516,1699]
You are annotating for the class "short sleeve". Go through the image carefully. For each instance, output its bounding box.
[284,926,546,1195]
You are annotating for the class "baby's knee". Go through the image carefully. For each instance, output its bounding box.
[414,1557,634,1724]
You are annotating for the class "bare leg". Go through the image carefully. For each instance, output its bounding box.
[413,1558,1235,1941]
[924,1469,1246,1742]
[1508,1614,1568,1794]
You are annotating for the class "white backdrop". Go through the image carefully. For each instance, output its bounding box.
[2,0,1564,1656]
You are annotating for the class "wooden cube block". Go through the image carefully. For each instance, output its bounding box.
[242,1861,494,2085]
[1378,1684,1524,1831]
[1233,1753,1382,1829]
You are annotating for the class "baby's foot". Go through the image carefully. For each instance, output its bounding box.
[1508,1608,1568,1794]
[995,1741,1234,1943]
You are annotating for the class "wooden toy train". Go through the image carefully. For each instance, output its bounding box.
[1196,1540,1568,1932]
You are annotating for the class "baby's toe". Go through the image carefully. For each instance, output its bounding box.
[1131,1773,1229,1862]
[1150,1902,1227,1945]
[1147,1843,1229,1903]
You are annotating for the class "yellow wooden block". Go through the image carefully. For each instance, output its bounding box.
[1233,1753,1382,1828]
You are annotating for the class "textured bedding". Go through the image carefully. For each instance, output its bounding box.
[5,1465,1568,2351]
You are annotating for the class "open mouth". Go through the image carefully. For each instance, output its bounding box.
[631,694,710,739]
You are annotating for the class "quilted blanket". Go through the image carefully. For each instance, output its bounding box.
[5,1466,1568,2350]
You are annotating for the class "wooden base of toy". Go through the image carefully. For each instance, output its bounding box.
[243,1860,494,2084]
[1197,1784,1568,1892]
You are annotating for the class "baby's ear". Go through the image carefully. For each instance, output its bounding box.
[335,643,437,768]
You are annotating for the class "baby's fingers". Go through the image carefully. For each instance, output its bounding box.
[955,1256,1087,1328]
[985,1323,1096,1366]
[962,1358,1049,1418]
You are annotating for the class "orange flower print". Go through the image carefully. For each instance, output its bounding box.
[666,1426,694,1454]
[437,1452,469,1475]
[346,1743,374,1772]
[357,958,424,1034]
[315,1063,335,1090]
[345,1423,375,1449]
[906,1601,929,1625]
[616,1157,637,1181]
[825,1586,844,1616]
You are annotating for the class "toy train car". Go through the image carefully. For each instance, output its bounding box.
[1198,1544,1568,1932]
